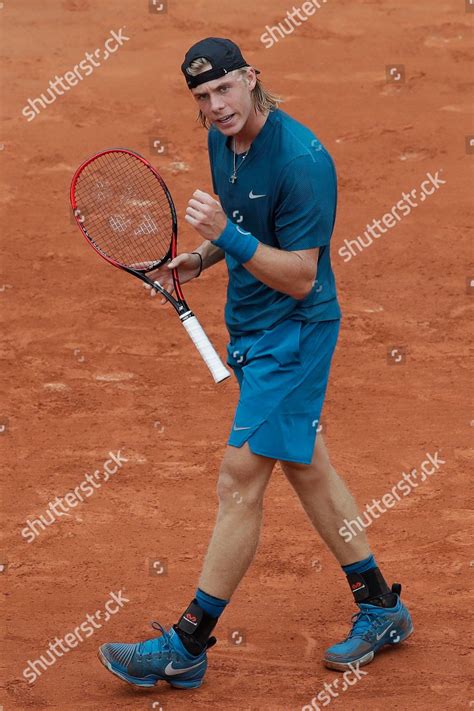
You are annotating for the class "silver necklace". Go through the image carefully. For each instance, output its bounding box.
[230,138,248,184]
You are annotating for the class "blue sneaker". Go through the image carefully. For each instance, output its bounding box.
[98,622,216,689]
[324,584,413,671]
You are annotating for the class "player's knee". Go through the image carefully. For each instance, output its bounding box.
[216,466,265,508]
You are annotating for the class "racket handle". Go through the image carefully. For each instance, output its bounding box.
[180,313,231,384]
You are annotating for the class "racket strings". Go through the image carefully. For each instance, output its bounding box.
[74,152,173,270]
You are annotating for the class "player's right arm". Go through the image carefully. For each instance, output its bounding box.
[146,241,224,304]
[192,239,225,270]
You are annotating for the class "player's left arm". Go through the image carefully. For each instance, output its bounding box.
[185,153,335,301]
[185,191,317,300]
[238,243,318,300]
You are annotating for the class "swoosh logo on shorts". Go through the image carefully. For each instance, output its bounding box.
[249,190,266,199]
[375,622,393,641]
[233,425,252,431]
[164,660,205,676]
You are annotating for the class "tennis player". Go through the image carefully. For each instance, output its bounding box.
[99,37,413,690]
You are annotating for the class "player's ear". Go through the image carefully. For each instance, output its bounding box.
[246,67,257,91]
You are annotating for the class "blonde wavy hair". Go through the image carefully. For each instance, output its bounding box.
[186,57,283,129]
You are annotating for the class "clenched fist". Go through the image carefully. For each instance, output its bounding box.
[184,189,227,241]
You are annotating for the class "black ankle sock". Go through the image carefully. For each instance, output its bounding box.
[174,600,218,656]
[346,567,399,607]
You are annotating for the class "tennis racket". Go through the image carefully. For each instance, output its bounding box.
[70,148,230,383]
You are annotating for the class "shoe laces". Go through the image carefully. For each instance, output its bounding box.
[136,621,174,659]
[347,609,386,641]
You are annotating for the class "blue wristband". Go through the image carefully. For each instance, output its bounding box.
[211,219,259,264]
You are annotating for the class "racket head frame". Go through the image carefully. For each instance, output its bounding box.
[70,148,188,313]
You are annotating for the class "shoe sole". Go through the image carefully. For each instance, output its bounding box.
[97,649,203,689]
[324,623,414,671]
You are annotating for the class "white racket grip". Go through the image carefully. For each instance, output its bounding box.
[180,312,231,383]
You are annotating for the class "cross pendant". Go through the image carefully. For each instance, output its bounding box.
[229,174,237,184]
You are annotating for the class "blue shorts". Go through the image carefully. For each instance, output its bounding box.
[226,318,340,465]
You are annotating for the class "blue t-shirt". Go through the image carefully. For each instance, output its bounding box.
[208,108,341,337]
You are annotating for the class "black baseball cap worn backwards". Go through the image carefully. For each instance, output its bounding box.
[181,37,260,89]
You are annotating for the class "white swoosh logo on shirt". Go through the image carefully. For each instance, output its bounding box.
[164,660,205,676]
[233,425,252,431]
[249,191,266,199]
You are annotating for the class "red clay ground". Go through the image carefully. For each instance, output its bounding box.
[1,1,473,709]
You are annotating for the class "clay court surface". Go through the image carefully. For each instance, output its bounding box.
[1,0,472,709]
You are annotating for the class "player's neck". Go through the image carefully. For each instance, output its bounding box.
[233,110,269,154]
